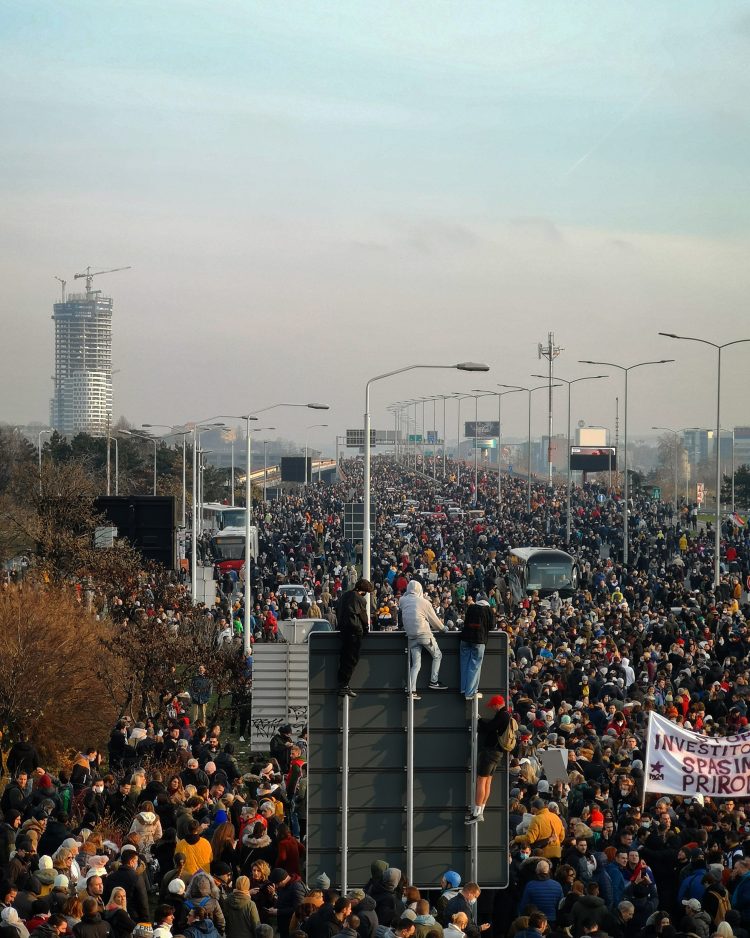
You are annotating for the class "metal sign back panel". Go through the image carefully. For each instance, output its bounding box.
[307,632,508,890]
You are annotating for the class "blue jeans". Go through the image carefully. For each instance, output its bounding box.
[408,636,442,691]
[460,641,485,697]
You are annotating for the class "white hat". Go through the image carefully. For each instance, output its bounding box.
[168,879,186,896]
[1,909,19,925]
[39,855,54,871]
[54,874,69,889]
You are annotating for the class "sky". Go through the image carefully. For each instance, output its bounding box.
[1,0,750,454]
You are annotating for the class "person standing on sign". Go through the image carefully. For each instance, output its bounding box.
[466,694,514,825]
[336,578,375,698]
[460,593,494,701]
[399,580,448,699]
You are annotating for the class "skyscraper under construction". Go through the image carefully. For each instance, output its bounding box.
[50,266,128,438]
[50,291,113,437]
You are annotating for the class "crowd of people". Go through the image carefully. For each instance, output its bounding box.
[3,454,750,938]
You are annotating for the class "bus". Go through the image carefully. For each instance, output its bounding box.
[201,503,247,533]
[507,547,579,601]
[210,525,259,575]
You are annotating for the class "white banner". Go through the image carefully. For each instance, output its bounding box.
[645,711,750,798]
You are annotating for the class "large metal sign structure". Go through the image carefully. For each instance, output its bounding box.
[307,632,508,891]
[343,502,375,542]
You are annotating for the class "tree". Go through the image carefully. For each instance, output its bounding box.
[656,433,684,504]
[0,582,118,760]
[723,464,750,510]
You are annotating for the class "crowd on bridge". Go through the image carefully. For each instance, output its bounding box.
[3,455,750,938]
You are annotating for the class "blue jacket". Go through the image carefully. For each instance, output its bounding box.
[732,871,750,922]
[519,879,564,922]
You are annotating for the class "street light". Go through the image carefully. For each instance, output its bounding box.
[686,426,736,517]
[660,331,750,586]
[532,374,608,543]
[363,362,489,588]
[143,424,191,527]
[259,430,276,501]
[305,424,329,484]
[579,358,674,565]
[241,403,328,651]
[651,426,685,518]
[471,388,526,511]
[37,428,52,495]
[498,383,559,512]
[122,430,158,496]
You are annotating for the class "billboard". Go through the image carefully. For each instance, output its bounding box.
[280,456,312,483]
[569,446,617,471]
[577,426,608,447]
[94,496,177,569]
[464,421,499,438]
[307,632,509,890]
[426,430,438,445]
[342,502,375,542]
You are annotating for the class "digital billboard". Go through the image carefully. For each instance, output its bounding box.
[464,421,500,438]
[569,446,617,471]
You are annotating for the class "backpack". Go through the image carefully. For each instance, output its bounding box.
[498,716,518,752]
[711,889,730,926]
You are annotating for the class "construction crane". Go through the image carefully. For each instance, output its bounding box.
[74,265,131,296]
[54,276,66,302]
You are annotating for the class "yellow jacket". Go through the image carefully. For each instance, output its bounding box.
[176,835,213,876]
[517,807,565,859]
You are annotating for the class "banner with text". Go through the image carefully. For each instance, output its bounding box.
[646,711,750,798]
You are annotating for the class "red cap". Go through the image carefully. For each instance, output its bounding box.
[489,694,506,708]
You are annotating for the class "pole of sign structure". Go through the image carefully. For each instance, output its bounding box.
[527,389,532,513]
[624,369,629,563]
[567,382,572,543]
[243,416,253,655]
[191,427,198,601]
[181,434,186,527]
[474,394,478,506]
[264,440,268,501]
[732,428,736,516]
[432,397,437,480]
[497,394,502,509]
[715,347,722,585]
[363,382,372,593]
[230,440,235,507]
[341,695,350,894]
[406,687,414,885]
[114,438,119,496]
[443,396,447,480]
[470,694,479,882]
[152,439,157,496]
[456,396,461,485]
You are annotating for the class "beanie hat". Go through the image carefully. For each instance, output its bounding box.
[370,860,388,879]
[488,695,506,708]
[269,868,288,885]
[168,879,186,896]
[39,855,54,871]
[2,910,19,925]
[313,873,331,890]
[443,871,461,888]
[401,910,417,922]
[382,868,401,888]
[54,874,69,890]
[235,876,251,894]
[213,810,228,826]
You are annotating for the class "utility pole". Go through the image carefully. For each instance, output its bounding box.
[538,332,563,483]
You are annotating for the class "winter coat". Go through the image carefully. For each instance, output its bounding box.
[353,896,378,938]
[414,915,443,938]
[400,581,445,642]
[73,913,112,938]
[128,811,163,857]
[370,881,401,926]
[679,910,712,938]
[223,891,260,938]
[303,905,342,938]
[277,877,306,935]
[177,833,213,877]
[186,872,225,935]
[520,808,565,860]
[184,920,220,938]
[102,908,137,938]
[103,866,149,924]
[518,878,564,922]
[571,894,607,937]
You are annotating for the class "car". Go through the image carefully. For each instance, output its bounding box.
[277,583,311,605]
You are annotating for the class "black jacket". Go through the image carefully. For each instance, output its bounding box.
[337,590,369,633]
[73,913,112,938]
[303,905,341,938]
[477,709,511,753]
[102,908,137,938]
[104,866,149,922]
[460,603,493,645]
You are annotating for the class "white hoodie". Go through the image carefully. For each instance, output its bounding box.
[399,580,445,642]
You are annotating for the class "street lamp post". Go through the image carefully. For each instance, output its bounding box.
[143,424,191,527]
[651,426,683,519]
[363,363,489,589]
[305,424,328,484]
[579,358,674,565]
[471,388,525,512]
[498,384,556,512]
[659,333,750,586]
[533,374,608,543]
[37,429,52,495]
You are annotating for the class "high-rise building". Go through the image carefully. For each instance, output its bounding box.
[683,429,709,468]
[50,291,113,437]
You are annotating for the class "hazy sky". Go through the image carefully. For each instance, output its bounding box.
[2,1,750,453]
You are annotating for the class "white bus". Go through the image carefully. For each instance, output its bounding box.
[507,547,579,601]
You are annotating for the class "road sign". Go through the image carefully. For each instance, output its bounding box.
[306,632,509,890]
[343,502,375,542]
[408,434,423,443]
[652,487,661,500]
